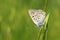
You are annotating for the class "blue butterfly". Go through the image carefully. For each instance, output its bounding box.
[28,9,46,27]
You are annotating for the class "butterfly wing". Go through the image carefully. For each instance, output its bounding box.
[28,9,46,26]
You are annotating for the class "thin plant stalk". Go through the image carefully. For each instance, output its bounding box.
[38,14,49,40]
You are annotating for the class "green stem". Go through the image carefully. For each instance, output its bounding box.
[38,26,43,40]
[43,0,48,40]
[43,14,50,40]
[43,23,48,40]
[38,0,48,40]
[38,29,41,40]
[38,13,50,40]
[44,0,48,11]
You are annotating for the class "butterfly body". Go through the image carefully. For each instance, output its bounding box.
[29,9,46,27]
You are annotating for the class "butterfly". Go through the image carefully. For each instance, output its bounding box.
[28,9,46,27]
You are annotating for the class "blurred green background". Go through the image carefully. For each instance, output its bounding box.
[0,0,60,40]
